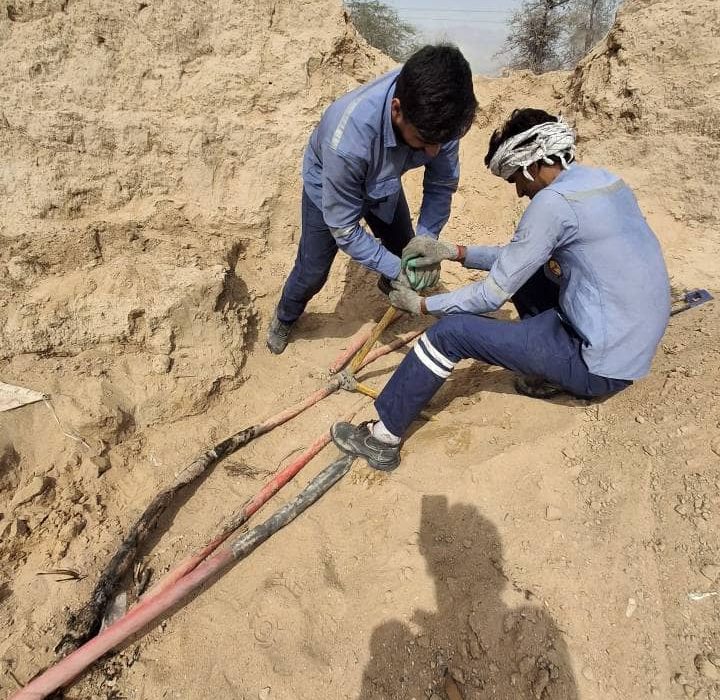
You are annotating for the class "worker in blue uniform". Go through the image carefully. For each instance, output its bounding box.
[266,44,478,354]
[331,108,671,471]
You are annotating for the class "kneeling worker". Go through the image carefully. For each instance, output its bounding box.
[331,108,671,470]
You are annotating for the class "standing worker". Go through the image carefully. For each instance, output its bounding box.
[331,108,671,470]
[266,44,477,354]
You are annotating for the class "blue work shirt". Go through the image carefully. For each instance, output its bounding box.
[302,69,460,280]
[425,164,670,380]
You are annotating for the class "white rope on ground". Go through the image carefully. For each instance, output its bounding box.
[43,398,92,450]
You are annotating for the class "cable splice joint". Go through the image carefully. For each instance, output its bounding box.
[337,369,358,392]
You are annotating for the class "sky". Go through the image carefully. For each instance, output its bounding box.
[381,0,525,75]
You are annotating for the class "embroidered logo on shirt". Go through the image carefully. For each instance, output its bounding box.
[547,259,563,278]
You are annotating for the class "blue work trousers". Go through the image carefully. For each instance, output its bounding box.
[375,268,631,437]
[276,188,414,324]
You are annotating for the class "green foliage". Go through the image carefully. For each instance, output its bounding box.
[346,0,421,62]
[500,0,571,73]
[499,0,619,73]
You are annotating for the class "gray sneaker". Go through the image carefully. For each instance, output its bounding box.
[514,374,564,399]
[266,313,294,354]
[331,421,400,471]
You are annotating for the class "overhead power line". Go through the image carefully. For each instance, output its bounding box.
[399,16,510,24]
[393,6,513,11]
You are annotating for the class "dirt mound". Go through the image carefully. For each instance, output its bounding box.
[0,0,388,442]
[1,0,719,698]
[565,0,720,277]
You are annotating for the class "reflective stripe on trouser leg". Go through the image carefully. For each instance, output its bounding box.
[375,332,457,437]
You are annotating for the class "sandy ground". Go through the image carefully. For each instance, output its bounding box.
[1,0,720,698]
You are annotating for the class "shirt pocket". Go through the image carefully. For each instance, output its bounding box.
[366,176,401,203]
[365,177,401,223]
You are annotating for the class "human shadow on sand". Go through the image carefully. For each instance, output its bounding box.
[358,495,579,700]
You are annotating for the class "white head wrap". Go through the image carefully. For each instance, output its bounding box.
[488,117,576,181]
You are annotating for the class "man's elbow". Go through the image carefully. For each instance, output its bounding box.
[329,224,358,245]
[480,276,511,311]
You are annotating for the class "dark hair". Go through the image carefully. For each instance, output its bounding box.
[484,108,573,167]
[394,44,477,144]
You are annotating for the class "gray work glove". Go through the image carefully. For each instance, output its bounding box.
[402,236,460,267]
[389,276,423,315]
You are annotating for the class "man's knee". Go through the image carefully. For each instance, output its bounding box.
[424,314,494,364]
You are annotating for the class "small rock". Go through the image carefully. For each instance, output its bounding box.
[710,436,720,458]
[449,666,465,684]
[444,674,463,700]
[694,654,720,680]
[545,506,562,521]
[683,684,696,698]
[675,504,689,516]
[700,564,720,582]
[10,476,48,508]
[59,514,86,541]
[582,666,595,681]
[90,455,111,476]
[532,668,550,698]
[635,415,645,424]
[503,613,516,633]
[643,445,657,457]
[258,688,271,700]
[625,597,637,618]
[562,447,577,460]
[707,653,720,668]
[10,518,30,538]
[519,656,535,674]
[151,355,172,374]
[416,635,430,649]
[462,539,472,549]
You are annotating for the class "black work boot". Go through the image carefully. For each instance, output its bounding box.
[377,275,393,296]
[514,374,564,399]
[331,421,400,471]
[266,312,294,355]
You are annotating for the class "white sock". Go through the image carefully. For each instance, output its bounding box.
[371,420,401,446]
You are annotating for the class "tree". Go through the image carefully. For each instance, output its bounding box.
[499,0,572,73]
[346,1,421,62]
[562,0,619,65]
[499,0,620,73]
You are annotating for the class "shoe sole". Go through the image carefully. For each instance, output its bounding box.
[330,426,400,472]
[266,340,287,355]
[514,379,563,399]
